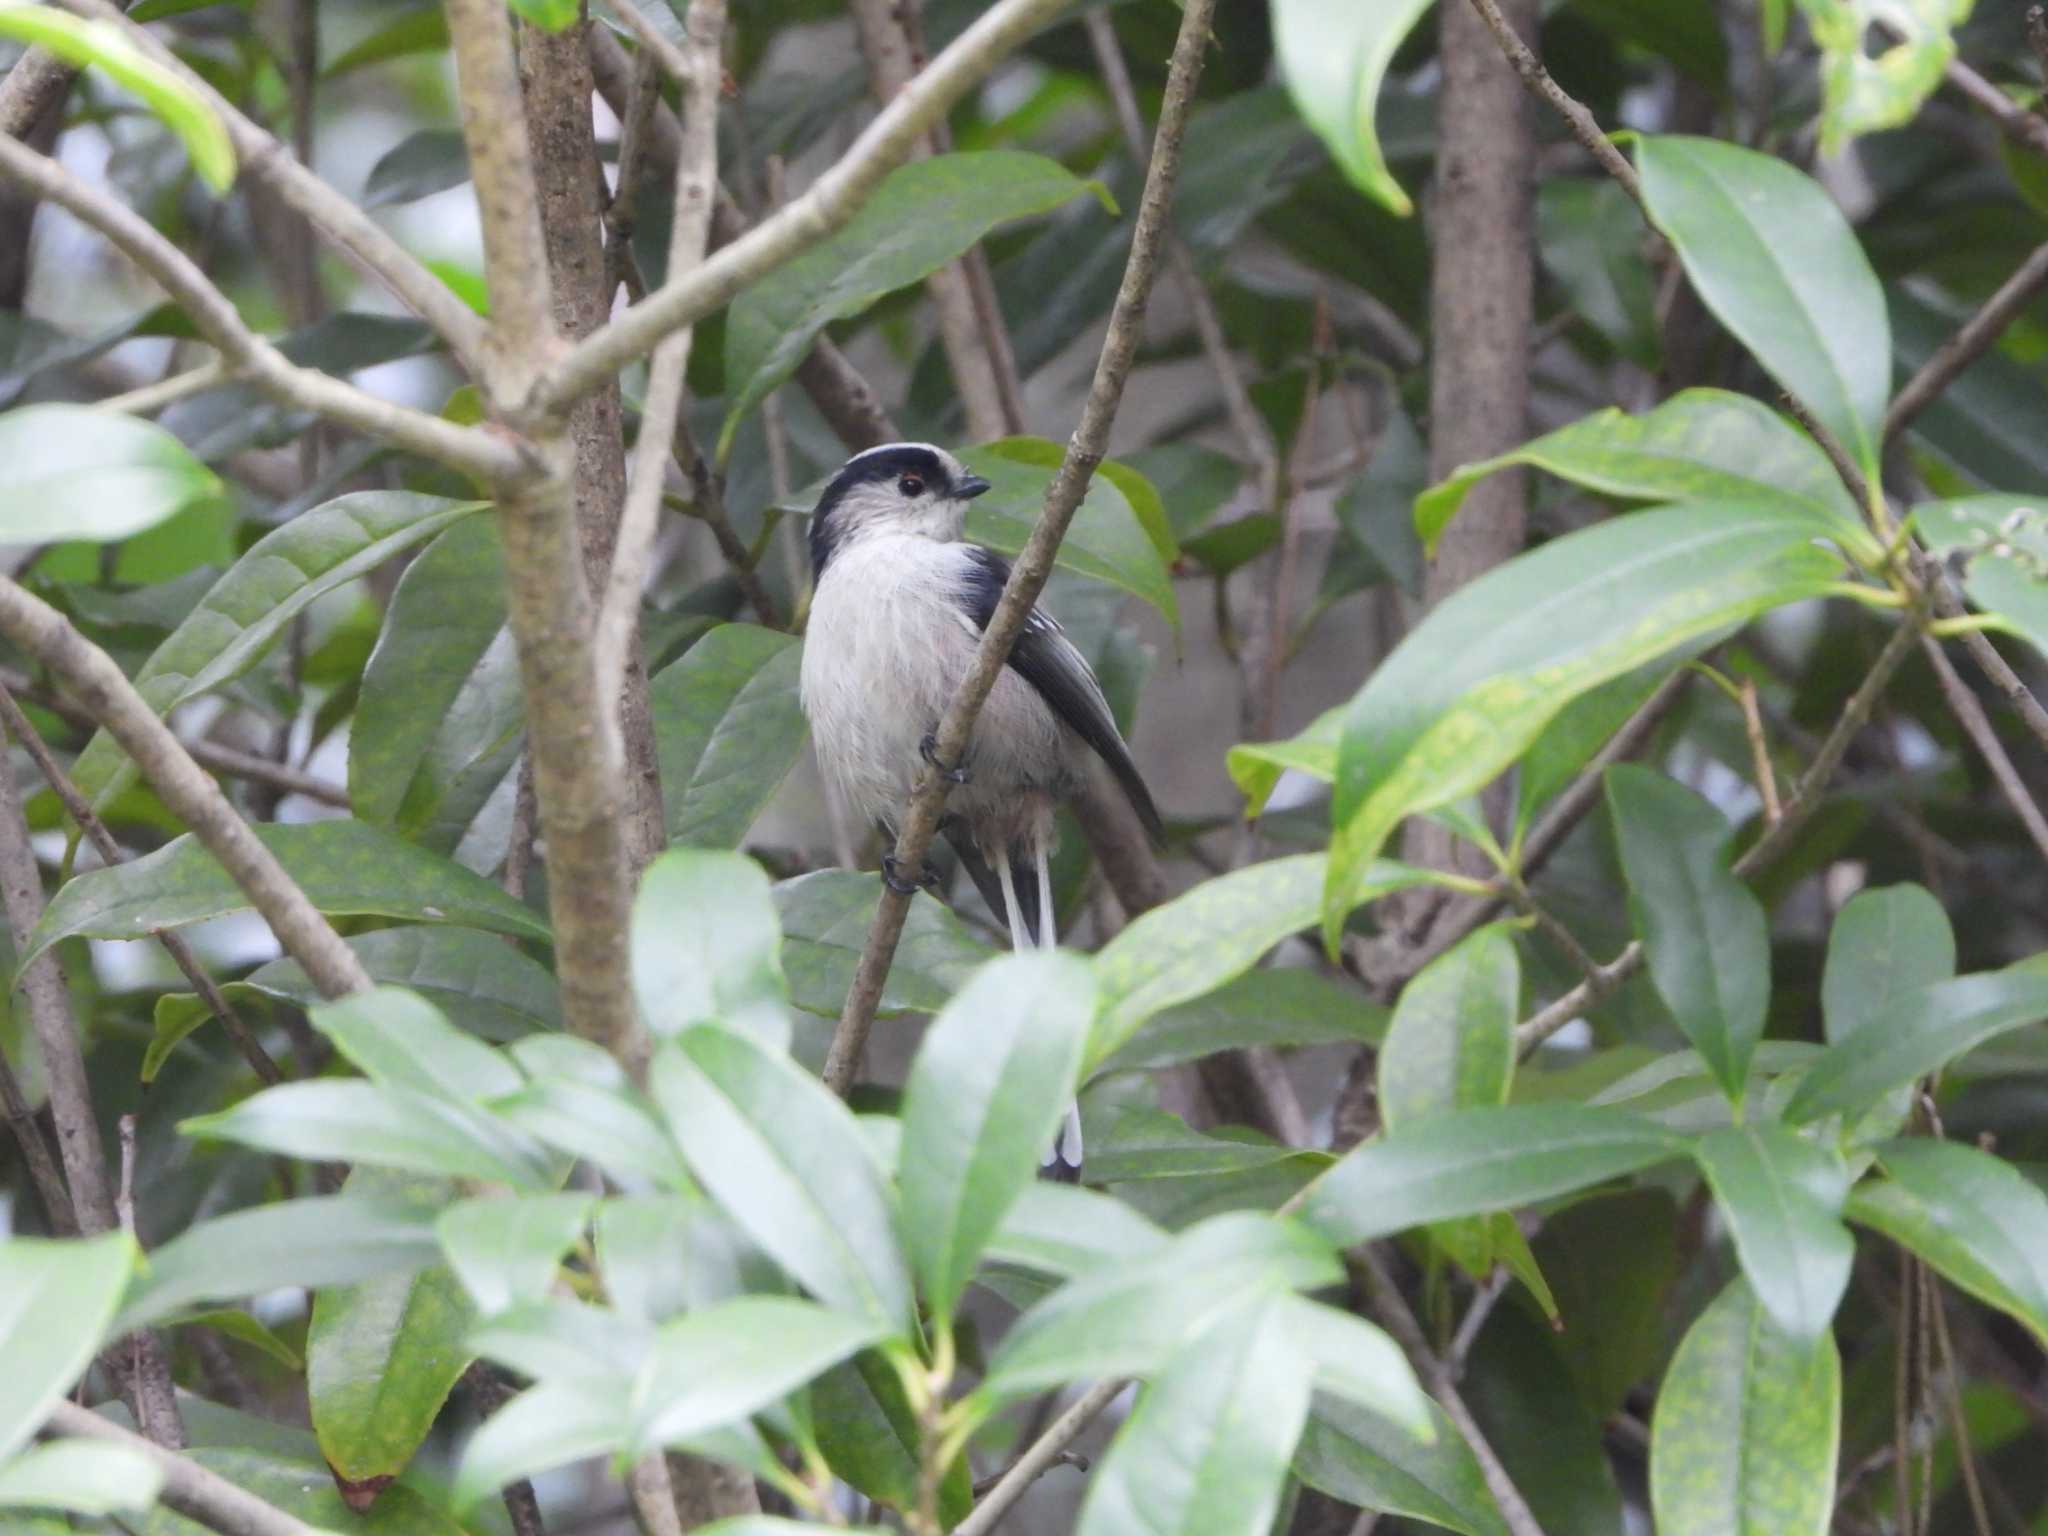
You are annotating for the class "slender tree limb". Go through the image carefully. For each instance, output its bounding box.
[1885,240,2048,442]
[1922,635,2048,864]
[822,0,1212,1096]
[1921,28,2048,158]
[1464,0,1641,204]
[94,359,233,416]
[53,0,489,372]
[0,1044,75,1235]
[45,1402,318,1536]
[599,0,724,712]
[0,580,372,999]
[0,134,524,484]
[671,421,785,629]
[953,1379,1126,1536]
[0,39,76,140]
[533,0,1072,418]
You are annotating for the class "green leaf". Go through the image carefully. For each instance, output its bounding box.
[323,4,446,76]
[69,492,487,810]
[1095,967,1387,1075]
[1915,495,2048,660]
[0,405,221,544]
[1415,389,1869,557]
[494,1042,687,1189]
[722,153,1105,456]
[507,0,579,29]
[986,1181,1167,1280]
[1299,1104,1682,1248]
[453,1378,627,1513]
[900,952,1094,1321]
[26,820,549,969]
[0,6,234,189]
[1514,658,1688,837]
[1607,765,1771,1100]
[1326,501,1841,943]
[634,1296,888,1452]
[1531,1190,1681,1419]
[649,624,808,849]
[1693,1125,1853,1342]
[1090,855,1447,1068]
[176,1310,302,1370]
[0,1233,137,1461]
[810,1352,970,1524]
[362,128,470,209]
[651,1026,912,1330]
[1821,883,1954,1044]
[182,1079,555,1186]
[1635,136,1888,484]
[773,871,993,1018]
[1296,1396,1510,1536]
[1650,1279,1839,1536]
[1084,1104,1318,1184]
[1276,1296,1432,1437]
[1077,1299,1314,1536]
[1459,1305,1626,1535]
[351,518,521,852]
[1536,177,1661,371]
[1271,0,1435,215]
[633,848,789,1045]
[1333,406,1428,599]
[980,1212,1339,1399]
[1796,0,1969,154]
[1228,708,1341,815]
[1785,969,2048,1123]
[313,985,525,1102]
[117,1193,443,1332]
[1846,1138,2048,1346]
[1379,926,1518,1126]
[437,1193,595,1315]
[0,1440,161,1515]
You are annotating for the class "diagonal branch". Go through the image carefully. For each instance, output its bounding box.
[0,134,524,484]
[821,0,1214,1096]
[531,0,1072,419]
[44,1401,318,1536]
[1464,0,1641,205]
[1885,240,2048,442]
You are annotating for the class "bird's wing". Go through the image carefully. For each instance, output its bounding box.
[955,545,1164,841]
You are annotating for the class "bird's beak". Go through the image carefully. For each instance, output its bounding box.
[955,473,992,500]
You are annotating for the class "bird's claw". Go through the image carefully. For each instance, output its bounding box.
[920,733,970,784]
[882,854,940,896]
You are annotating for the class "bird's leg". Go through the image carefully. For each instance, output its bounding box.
[881,854,939,896]
[1031,832,1056,953]
[920,732,970,785]
[1031,829,1083,1174]
[991,844,1031,955]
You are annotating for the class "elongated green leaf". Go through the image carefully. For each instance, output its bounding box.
[651,1027,911,1330]
[774,871,993,1018]
[1650,1279,1839,1536]
[633,849,789,1046]
[1416,389,1869,557]
[362,128,470,209]
[650,624,808,849]
[1085,1103,1324,1184]
[1694,1126,1853,1342]
[453,1378,627,1512]
[1514,657,1691,836]
[0,405,221,545]
[26,820,548,969]
[1915,495,2048,661]
[809,1351,971,1526]
[1077,1298,1313,1536]
[1097,967,1387,1075]
[118,1194,444,1332]
[0,6,233,189]
[351,518,521,852]
[1636,136,1888,483]
[1277,1297,1431,1437]
[986,1182,1167,1280]
[1821,883,1954,1043]
[0,1440,161,1515]
[1846,1138,2048,1346]
[1608,765,1771,1099]
[437,1194,595,1315]
[1325,502,1842,945]
[981,1213,1339,1399]
[1786,969,2048,1122]
[69,492,487,809]
[1271,0,1434,215]
[900,952,1094,1321]
[1299,1105,1682,1248]
[492,1064,687,1189]
[1091,855,1447,1068]
[0,1233,137,1461]
[1532,1189,1681,1420]
[1798,0,1969,153]
[722,154,1105,456]
[176,1310,301,1370]
[313,985,523,1102]
[182,1079,554,1187]
[1380,926,1518,1126]
[128,1443,466,1534]
[1537,177,1661,371]
[1296,1396,1509,1536]
[1228,707,1341,814]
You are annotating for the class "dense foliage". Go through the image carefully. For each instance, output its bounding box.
[1,1,2047,1535]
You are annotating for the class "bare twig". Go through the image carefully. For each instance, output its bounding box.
[1738,677,1783,825]
[45,1401,315,1536]
[1922,635,2048,864]
[953,1380,1126,1536]
[1886,241,2048,442]
[179,740,350,809]
[0,580,372,999]
[1464,0,1642,204]
[821,0,1212,1096]
[1926,1281,1995,1536]
[0,1042,76,1235]
[1923,28,2048,158]
[94,360,234,417]
[599,0,724,712]
[670,427,785,629]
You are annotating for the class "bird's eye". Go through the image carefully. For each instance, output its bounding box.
[898,475,925,497]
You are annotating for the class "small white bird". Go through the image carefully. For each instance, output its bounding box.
[800,443,1164,1174]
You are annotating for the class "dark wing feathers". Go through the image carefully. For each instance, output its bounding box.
[957,546,1165,842]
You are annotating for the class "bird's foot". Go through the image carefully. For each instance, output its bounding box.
[920,733,970,785]
[882,854,941,896]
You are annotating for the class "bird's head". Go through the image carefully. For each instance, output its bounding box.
[808,442,992,578]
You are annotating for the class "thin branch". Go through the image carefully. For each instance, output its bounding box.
[54,0,489,373]
[602,49,663,300]
[670,426,785,629]
[610,0,693,82]
[95,359,233,417]
[1922,28,2048,158]
[1885,240,2048,442]
[0,135,524,484]
[821,0,1213,1096]
[598,0,724,712]
[1464,0,1642,205]
[953,1380,1125,1536]
[1921,635,2048,864]
[0,685,283,1086]
[532,0,1072,418]
[45,1401,317,1536]
[1737,677,1783,825]
[0,579,372,999]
